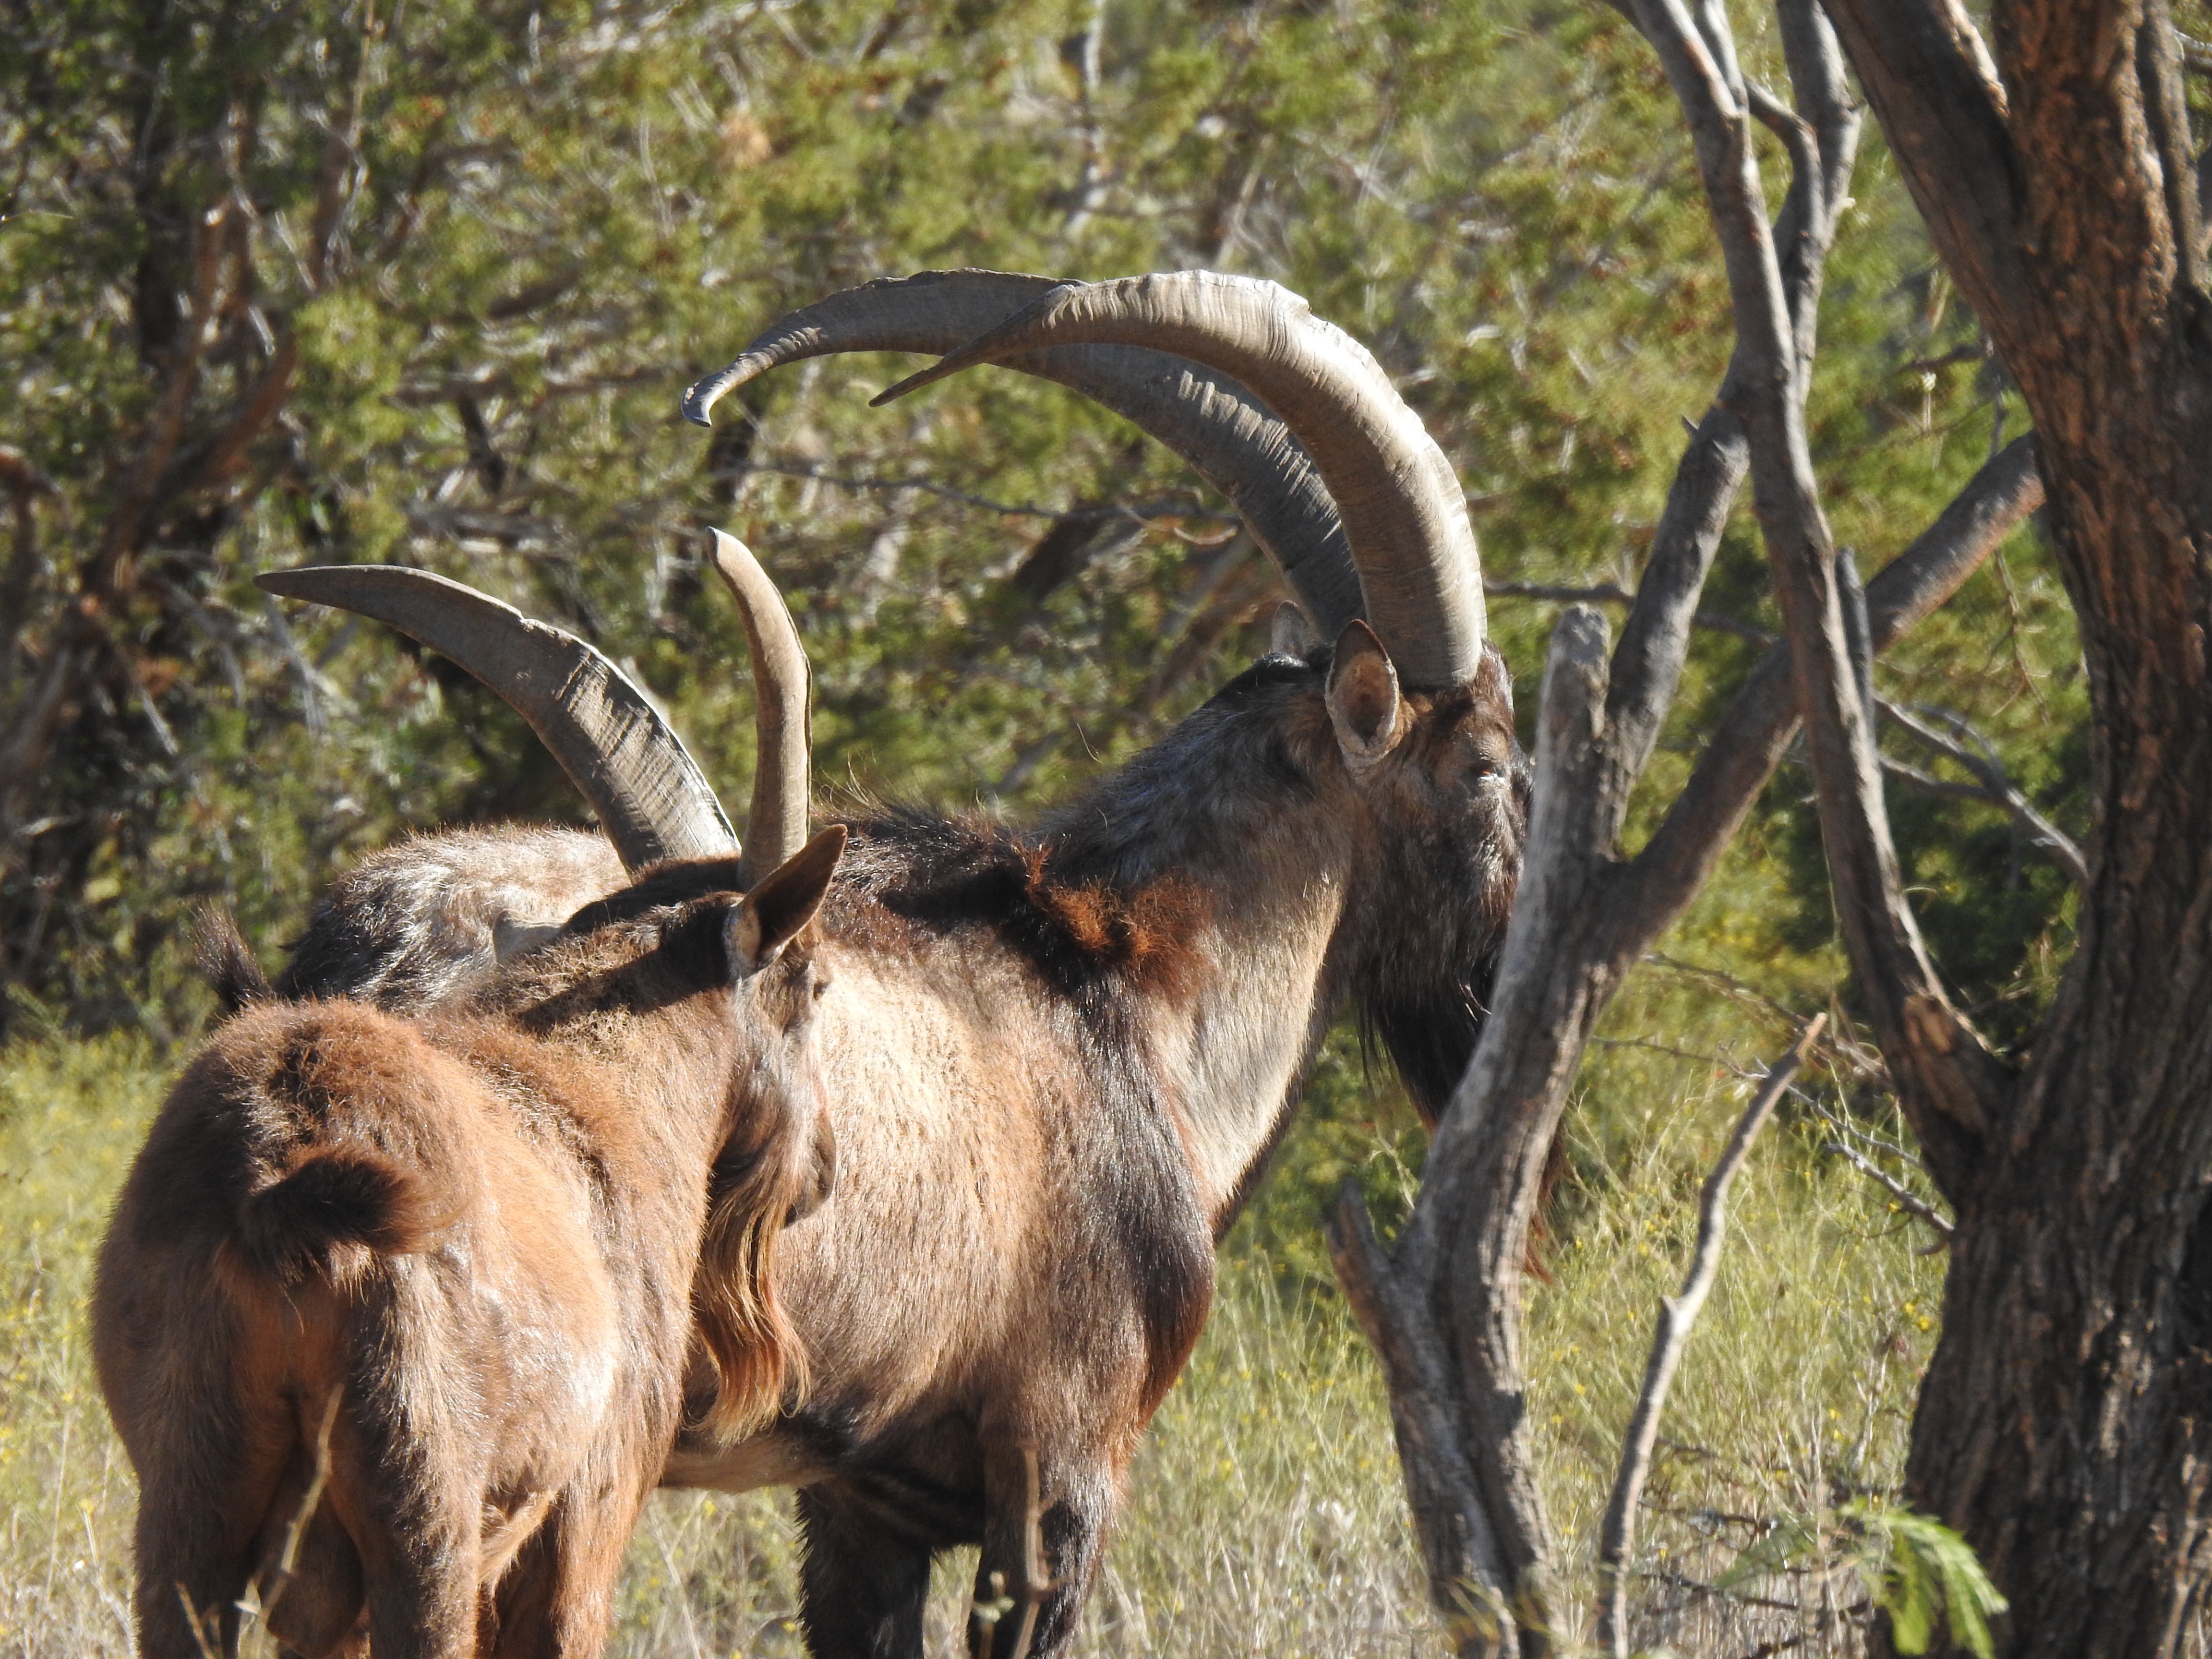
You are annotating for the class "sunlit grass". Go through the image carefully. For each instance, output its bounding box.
[0,1019,1951,1658]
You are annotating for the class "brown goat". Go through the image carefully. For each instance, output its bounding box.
[263,270,1528,1658]
[92,828,846,1659]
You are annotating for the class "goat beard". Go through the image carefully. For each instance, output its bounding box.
[1363,945,1500,1130]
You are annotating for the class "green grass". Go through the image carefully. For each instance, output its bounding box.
[0,1017,1950,1658]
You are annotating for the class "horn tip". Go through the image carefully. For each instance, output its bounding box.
[868,370,931,408]
[708,528,757,577]
[680,382,723,427]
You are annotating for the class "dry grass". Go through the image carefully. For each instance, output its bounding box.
[0,1019,1950,1658]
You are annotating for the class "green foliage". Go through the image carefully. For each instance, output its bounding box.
[1715,1497,2007,1658]
[0,0,2080,1055]
[1852,1501,2009,1658]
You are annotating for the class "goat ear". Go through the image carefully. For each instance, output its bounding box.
[1269,601,1320,658]
[1324,619,1407,766]
[726,824,848,974]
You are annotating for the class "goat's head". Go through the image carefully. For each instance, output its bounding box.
[1317,622,1526,1121]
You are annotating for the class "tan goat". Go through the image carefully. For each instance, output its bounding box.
[92,827,846,1659]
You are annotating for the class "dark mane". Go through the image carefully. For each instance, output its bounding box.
[829,811,1206,1001]
[815,659,1339,1002]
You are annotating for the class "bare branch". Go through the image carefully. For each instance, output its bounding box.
[1630,0,2010,1176]
[1816,0,2025,326]
[96,201,231,592]
[246,1389,342,1627]
[967,1445,1057,1659]
[1818,1134,1955,1238]
[2140,0,2206,296]
[1877,696,2087,885]
[1598,1015,1826,1656]
[1327,1188,1515,1655]
[1599,401,1751,793]
[711,457,1238,528]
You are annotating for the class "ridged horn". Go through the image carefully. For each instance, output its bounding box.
[876,271,1486,688]
[709,530,811,888]
[257,565,737,873]
[680,269,1364,636]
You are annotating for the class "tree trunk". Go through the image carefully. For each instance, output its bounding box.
[1897,396,2212,1653]
[1794,0,2212,1642]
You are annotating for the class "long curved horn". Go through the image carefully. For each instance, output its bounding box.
[257,565,737,872]
[876,271,1486,688]
[709,531,811,888]
[680,269,1365,636]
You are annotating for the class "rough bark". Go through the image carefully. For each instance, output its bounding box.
[1792,0,2212,1646]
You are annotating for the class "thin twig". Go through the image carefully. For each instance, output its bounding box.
[1792,1086,1923,1168]
[1598,1014,1826,1657]
[713,458,1236,526]
[1641,954,1804,1030]
[968,1444,1055,1659]
[1875,695,2085,884]
[175,1586,223,1659]
[1816,1137,1954,1237]
[246,1388,342,1629]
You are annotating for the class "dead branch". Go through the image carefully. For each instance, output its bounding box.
[713,457,1237,527]
[1598,1015,1826,1656]
[1325,4,2028,1650]
[1816,0,2023,327]
[1876,696,2086,885]
[1817,1134,1955,1239]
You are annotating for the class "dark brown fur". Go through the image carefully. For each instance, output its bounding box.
[196,904,275,1016]
[95,835,843,1659]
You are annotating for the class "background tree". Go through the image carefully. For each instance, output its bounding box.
[1794,0,2212,1647]
[0,0,2070,1049]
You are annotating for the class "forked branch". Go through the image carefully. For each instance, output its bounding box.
[1631,0,2008,1187]
[1334,0,2041,1650]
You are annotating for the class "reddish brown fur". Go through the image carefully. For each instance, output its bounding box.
[94,838,842,1659]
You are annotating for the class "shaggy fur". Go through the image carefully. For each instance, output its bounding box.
[94,836,842,1659]
[276,633,1527,1659]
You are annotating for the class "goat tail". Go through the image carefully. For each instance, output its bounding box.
[692,1142,811,1443]
[238,1144,456,1286]
[194,904,274,1016]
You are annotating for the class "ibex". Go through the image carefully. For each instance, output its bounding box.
[262,270,1527,1658]
[92,824,847,1659]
